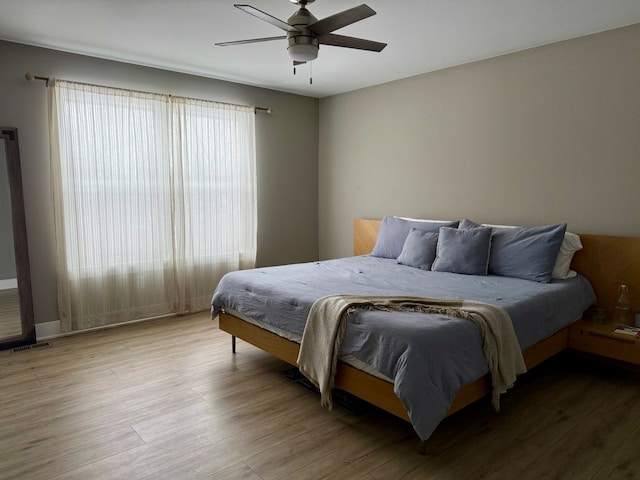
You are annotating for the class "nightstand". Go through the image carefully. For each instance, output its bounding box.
[569,319,640,365]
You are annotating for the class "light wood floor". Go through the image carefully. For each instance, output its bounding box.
[1,311,640,480]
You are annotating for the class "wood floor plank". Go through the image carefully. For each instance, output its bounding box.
[592,422,640,480]
[276,417,414,480]
[0,424,144,480]
[497,374,640,480]
[202,461,262,480]
[428,375,606,478]
[244,422,362,480]
[2,311,640,479]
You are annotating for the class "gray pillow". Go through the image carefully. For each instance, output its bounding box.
[396,228,439,270]
[460,218,579,281]
[431,227,492,275]
[371,216,459,259]
[459,218,482,229]
[489,223,567,283]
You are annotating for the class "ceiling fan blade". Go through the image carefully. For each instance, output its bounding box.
[215,36,286,47]
[319,33,386,52]
[234,4,301,33]
[293,60,306,66]
[307,4,376,36]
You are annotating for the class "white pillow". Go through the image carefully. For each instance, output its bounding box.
[552,232,582,279]
[394,216,454,223]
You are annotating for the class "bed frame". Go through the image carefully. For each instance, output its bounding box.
[218,219,640,435]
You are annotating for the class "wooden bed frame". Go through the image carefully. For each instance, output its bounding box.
[219,219,640,428]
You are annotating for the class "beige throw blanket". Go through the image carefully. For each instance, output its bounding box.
[296,295,527,411]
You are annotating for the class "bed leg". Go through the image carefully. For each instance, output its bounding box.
[419,440,427,456]
[232,335,236,353]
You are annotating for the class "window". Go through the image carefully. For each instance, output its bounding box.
[49,80,256,331]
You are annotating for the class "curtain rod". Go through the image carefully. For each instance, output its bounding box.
[24,72,272,114]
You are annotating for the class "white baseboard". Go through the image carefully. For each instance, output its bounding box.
[0,278,18,290]
[35,313,181,341]
[35,320,61,340]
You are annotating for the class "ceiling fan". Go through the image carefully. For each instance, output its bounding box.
[215,0,387,66]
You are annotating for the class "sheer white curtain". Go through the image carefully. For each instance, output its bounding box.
[172,97,256,313]
[48,80,256,332]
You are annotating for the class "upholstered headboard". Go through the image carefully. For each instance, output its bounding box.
[353,218,640,315]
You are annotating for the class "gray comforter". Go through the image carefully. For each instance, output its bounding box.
[298,295,527,412]
[211,255,595,441]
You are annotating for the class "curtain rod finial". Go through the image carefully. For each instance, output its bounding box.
[24,73,49,84]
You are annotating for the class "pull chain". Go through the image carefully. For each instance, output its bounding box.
[292,62,312,84]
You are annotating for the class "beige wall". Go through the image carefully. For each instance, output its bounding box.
[0,40,319,325]
[319,24,640,260]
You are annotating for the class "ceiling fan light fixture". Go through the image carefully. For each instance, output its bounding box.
[287,35,318,62]
[288,43,318,62]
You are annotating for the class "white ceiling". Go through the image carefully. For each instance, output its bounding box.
[1,0,640,98]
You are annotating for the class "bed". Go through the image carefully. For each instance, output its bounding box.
[211,217,639,447]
